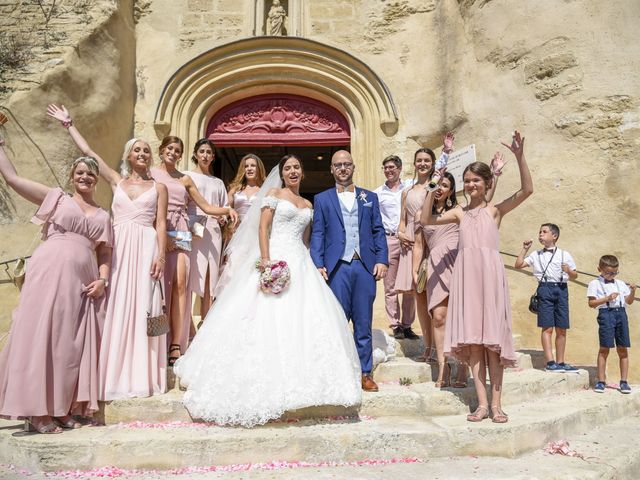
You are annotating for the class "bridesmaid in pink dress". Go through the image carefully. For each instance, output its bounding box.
[185,139,228,319]
[151,136,237,366]
[395,148,435,349]
[421,131,532,424]
[47,104,170,400]
[0,126,111,433]
[227,154,266,225]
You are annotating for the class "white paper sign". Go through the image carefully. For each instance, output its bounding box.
[445,144,476,192]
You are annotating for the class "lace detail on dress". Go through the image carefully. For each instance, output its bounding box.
[261,195,279,210]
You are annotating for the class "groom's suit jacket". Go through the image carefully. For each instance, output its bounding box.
[310,187,388,276]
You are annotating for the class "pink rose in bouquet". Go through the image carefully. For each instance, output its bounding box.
[255,259,291,294]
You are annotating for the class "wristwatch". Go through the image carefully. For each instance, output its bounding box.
[99,277,109,288]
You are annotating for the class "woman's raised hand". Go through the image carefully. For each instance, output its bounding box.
[46,104,71,124]
[501,130,525,160]
[490,152,507,176]
[443,131,455,153]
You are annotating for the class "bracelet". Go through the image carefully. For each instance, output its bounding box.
[61,119,73,129]
[98,277,109,288]
[156,257,166,264]
[491,168,503,177]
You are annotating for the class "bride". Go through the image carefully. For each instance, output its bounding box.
[174,154,362,427]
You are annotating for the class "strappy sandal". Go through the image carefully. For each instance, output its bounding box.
[53,415,82,430]
[466,406,489,422]
[168,343,181,367]
[434,362,450,388]
[491,405,509,424]
[25,417,63,434]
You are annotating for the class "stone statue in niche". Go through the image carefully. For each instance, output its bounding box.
[266,0,287,36]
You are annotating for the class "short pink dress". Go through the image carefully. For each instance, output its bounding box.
[185,172,227,298]
[394,186,427,293]
[0,188,112,418]
[151,167,191,353]
[421,222,459,313]
[444,207,516,367]
[233,190,256,221]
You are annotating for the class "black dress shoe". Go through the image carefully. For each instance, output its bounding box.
[403,328,420,340]
[392,327,405,339]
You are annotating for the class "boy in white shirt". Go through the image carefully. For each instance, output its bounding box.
[515,223,578,372]
[587,255,637,394]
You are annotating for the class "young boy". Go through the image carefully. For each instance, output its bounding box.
[515,223,578,372]
[587,255,637,394]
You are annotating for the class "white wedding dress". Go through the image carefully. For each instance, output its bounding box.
[174,194,362,427]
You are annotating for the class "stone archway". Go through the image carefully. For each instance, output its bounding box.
[154,36,397,188]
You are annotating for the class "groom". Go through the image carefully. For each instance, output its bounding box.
[311,150,388,392]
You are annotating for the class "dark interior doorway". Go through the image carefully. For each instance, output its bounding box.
[212,145,349,202]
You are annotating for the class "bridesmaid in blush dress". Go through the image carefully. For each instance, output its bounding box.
[47,104,170,400]
[0,122,111,433]
[151,136,238,366]
[185,139,228,320]
[421,131,532,424]
[395,148,436,349]
[227,153,266,224]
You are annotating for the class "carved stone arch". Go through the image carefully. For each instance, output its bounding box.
[154,36,398,187]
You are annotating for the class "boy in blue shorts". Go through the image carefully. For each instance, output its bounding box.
[515,223,578,372]
[588,255,637,394]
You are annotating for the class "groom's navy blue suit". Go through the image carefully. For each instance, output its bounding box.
[310,187,388,374]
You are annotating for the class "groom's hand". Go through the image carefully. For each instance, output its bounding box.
[373,263,388,281]
[317,267,329,281]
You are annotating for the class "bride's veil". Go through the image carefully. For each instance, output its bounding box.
[213,165,281,298]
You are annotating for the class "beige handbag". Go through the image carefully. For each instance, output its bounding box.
[4,257,26,290]
[147,280,169,337]
[416,258,428,294]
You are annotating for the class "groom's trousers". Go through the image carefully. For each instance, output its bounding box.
[328,258,376,374]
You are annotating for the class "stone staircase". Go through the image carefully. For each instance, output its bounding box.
[1,338,639,477]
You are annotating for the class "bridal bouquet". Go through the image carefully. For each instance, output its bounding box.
[255,260,291,294]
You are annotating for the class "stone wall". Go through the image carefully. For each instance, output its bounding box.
[1,0,638,376]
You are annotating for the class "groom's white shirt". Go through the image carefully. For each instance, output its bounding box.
[337,190,356,211]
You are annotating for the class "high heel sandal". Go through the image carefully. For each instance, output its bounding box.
[466,406,489,422]
[168,343,181,367]
[491,405,509,424]
[451,362,469,389]
[434,362,450,388]
[25,417,63,434]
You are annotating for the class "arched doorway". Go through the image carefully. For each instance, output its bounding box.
[206,93,350,199]
[153,37,398,189]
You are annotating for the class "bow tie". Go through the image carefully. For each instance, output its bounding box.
[336,184,355,193]
[604,279,615,284]
[543,248,555,253]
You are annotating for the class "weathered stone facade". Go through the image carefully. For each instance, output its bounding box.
[1,0,638,374]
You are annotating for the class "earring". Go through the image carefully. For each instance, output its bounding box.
[446,198,452,208]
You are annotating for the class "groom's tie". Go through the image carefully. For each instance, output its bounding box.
[336,184,355,193]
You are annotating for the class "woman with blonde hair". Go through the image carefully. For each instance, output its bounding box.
[47,104,170,399]
[228,153,266,223]
[0,118,112,433]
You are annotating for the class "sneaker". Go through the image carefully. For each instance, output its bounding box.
[594,381,606,393]
[392,327,405,339]
[403,327,420,340]
[545,361,565,373]
[558,363,579,373]
[619,381,632,394]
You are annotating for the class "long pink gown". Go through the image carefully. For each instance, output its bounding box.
[422,222,459,313]
[394,186,427,292]
[98,182,166,400]
[150,167,191,353]
[185,172,227,298]
[444,207,516,367]
[233,190,256,221]
[0,188,112,418]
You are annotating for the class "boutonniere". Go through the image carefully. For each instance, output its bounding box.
[358,191,367,202]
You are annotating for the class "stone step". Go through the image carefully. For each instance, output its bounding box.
[2,388,638,473]
[97,367,588,424]
[374,352,533,384]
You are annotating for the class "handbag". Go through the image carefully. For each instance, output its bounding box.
[167,230,193,251]
[416,258,428,294]
[528,249,557,314]
[147,280,170,337]
[189,215,207,239]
